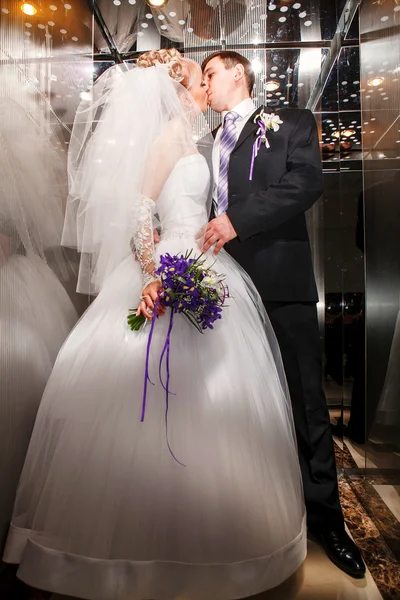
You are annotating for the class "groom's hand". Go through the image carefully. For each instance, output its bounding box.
[200,214,237,255]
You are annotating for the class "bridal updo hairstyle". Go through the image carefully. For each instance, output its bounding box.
[136,48,199,91]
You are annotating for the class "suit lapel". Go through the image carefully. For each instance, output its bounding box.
[212,125,221,140]
[233,105,271,152]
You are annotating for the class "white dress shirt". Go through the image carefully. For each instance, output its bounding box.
[212,98,256,212]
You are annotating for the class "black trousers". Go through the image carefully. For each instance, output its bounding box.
[264,301,344,532]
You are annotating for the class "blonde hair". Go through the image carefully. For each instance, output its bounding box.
[136,48,199,90]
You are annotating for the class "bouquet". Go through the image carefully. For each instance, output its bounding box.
[127,251,229,466]
[127,250,229,332]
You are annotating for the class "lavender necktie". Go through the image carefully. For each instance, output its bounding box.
[217,111,239,215]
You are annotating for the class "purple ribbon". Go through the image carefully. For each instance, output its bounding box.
[249,120,269,181]
[141,303,186,467]
[141,299,158,422]
[160,310,186,467]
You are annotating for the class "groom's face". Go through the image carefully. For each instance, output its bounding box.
[202,57,236,113]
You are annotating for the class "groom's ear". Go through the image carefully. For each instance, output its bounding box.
[233,63,245,84]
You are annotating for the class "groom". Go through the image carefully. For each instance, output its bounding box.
[201,51,365,578]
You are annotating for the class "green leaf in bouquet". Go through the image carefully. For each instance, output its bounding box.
[127,310,147,331]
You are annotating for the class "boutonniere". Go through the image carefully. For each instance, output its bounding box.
[249,109,283,180]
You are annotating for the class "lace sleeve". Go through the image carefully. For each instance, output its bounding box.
[132,123,188,291]
[132,195,159,288]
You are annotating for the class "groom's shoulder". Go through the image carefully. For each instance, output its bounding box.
[273,106,315,125]
[263,106,317,134]
[273,106,312,120]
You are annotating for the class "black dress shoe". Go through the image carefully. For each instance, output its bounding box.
[310,528,366,578]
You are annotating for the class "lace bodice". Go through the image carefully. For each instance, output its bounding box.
[131,152,211,288]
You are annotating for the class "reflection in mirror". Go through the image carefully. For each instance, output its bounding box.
[316,41,365,469]
[360,0,400,471]
[0,0,92,550]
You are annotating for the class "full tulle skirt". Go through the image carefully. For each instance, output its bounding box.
[4,238,306,599]
[0,253,77,548]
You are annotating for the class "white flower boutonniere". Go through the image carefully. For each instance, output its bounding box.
[249,109,283,180]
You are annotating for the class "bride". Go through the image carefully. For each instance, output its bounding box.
[0,98,78,549]
[3,49,306,600]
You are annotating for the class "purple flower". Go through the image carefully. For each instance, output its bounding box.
[152,251,229,333]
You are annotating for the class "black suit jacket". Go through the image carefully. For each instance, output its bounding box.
[213,106,322,302]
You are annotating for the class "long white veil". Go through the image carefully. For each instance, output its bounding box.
[62,62,212,295]
[0,98,69,275]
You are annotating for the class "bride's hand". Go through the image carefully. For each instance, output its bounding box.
[137,280,166,320]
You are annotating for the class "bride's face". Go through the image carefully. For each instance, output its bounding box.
[188,64,208,113]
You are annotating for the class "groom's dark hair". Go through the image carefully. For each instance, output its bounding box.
[201,51,255,95]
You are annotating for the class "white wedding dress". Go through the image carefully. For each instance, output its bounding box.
[0,252,78,548]
[4,154,306,600]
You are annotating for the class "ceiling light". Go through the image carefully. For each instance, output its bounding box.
[146,0,168,7]
[20,1,38,15]
[264,80,280,91]
[368,77,384,87]
[342,130,353,138]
